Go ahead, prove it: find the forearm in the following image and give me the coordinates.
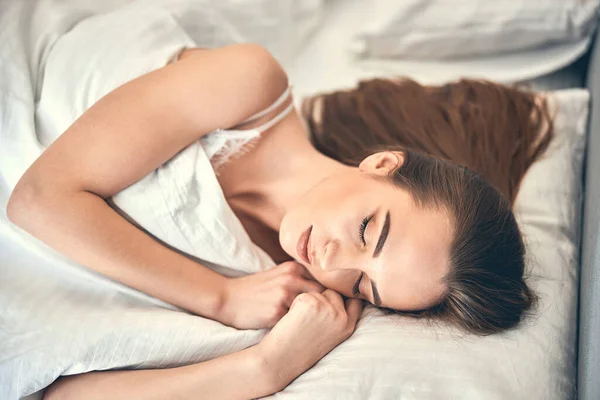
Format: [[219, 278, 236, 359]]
[[44, 346, 284, 400], [8, 186, 226, 320]]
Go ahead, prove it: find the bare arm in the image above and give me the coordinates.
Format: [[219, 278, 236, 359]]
[[43, 346, 279, 400], [6, 43, 289, 321], [43, 290, 364, 400]]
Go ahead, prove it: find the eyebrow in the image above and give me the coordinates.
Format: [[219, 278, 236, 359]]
[[372, 210, 390, 258], [354, 211, 389, 306], [367, 211, 389, 306], [353, 273, 382, 306], [371, 281, 382, 306]]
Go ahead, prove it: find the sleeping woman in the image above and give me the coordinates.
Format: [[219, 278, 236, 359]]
[[7, 43, 552, 399]]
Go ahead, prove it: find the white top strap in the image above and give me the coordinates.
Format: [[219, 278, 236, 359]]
[[237, 84, 293, 126], [252, 101, 295, 134]]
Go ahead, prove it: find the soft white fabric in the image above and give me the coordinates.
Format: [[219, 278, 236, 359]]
[[348, 0, 600, 60], [1, 0, 322, 192], [0, 1, 589, 400], [0, 4, 269, 400], [211, 0, 324, 67]]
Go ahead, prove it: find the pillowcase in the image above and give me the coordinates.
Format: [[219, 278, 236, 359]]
[[349, 0, 600, 60]]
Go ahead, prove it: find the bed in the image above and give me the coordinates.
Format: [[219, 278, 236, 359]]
[[1, 1, 599, 399]]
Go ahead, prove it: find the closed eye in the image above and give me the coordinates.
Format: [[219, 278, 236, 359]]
[[359, 216, 371, 245], [352, 271, 364, 297]]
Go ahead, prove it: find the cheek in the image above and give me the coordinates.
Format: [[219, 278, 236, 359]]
[[279, 176, 368, 260], [306, 266, 355, 296]]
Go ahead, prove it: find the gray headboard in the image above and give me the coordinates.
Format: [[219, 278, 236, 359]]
[[579, 30, 600, 400]]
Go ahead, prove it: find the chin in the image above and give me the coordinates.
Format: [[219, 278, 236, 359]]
[[278, 214, 302, 258], [277, 220, 292, 254]]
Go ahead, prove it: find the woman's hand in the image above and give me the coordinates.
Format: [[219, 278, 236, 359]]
[[219, 261, 326, 330], [257, 289, 364, 391]]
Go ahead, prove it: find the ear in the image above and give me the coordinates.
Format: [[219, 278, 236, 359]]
[[358, 151, 405, 176]]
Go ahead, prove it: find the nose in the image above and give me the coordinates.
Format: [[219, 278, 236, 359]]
[[320, 240, 360, 272], [320, 241, 337, 271], [319, 238, 369, 276]]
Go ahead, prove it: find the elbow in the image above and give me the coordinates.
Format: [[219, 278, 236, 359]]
[[6, 179, 35, 227], [6, 176, 51, 230]]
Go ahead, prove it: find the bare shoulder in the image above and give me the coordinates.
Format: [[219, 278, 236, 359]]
[[175, 43, 289, 115], [6, 44, 291, 205]]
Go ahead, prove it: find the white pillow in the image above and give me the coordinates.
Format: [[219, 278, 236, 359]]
[[349, 0, 599, 60]]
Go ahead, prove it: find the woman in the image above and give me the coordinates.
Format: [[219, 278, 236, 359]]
[[6, 43, 551, 399]]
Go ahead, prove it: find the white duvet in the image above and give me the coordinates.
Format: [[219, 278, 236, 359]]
[[0, 1, 588, 399]]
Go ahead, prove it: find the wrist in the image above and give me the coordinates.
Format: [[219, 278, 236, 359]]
[[250, 344, 291, 393], [201, 274, 229, 323], [254, 341, 305, 392]]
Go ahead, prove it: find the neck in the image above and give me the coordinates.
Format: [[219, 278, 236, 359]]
[[228, 123, 352, 232]]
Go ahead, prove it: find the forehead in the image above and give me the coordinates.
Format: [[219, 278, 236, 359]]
[[375, 185, 453, 311]]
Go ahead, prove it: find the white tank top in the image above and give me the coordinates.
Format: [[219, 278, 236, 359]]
[[34, 7, 294, 278], [110, 75, 295, 278], [200, 84, 295, 172]]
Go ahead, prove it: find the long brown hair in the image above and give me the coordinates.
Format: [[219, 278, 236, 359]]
[[301, 78, 553, 335]]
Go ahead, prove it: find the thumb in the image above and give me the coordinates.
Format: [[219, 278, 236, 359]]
[[344, 298, 364, 326]]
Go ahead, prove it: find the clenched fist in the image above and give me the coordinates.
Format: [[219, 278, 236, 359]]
[[257, 289, 364, 390], [218, 261, 325, 329]]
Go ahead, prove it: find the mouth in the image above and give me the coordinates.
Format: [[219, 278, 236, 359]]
[[296, 225, 313, 265]]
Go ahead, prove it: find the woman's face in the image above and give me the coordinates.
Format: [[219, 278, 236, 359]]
[[279, 152, 454, 311]]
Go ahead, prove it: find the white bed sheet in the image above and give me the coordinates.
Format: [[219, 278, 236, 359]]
[[0, 1, 587, 399]]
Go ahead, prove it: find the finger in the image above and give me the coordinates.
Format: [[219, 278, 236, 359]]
[[295, 278, 326, 294], [277, 261, 319, 283], [321, 289, 345, 313], [281, 292, 296, 309], [288, 291, 315, 312], [275, 261, 300, 273], [344, 297, 364, 325]]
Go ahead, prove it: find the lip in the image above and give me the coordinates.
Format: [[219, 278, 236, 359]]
[[296, 225, 313, 265]]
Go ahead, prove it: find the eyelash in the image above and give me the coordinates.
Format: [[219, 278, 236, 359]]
[[359, 216, 371, 245], [353, 272, 364, 297], [355, 216, 372, 297]]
